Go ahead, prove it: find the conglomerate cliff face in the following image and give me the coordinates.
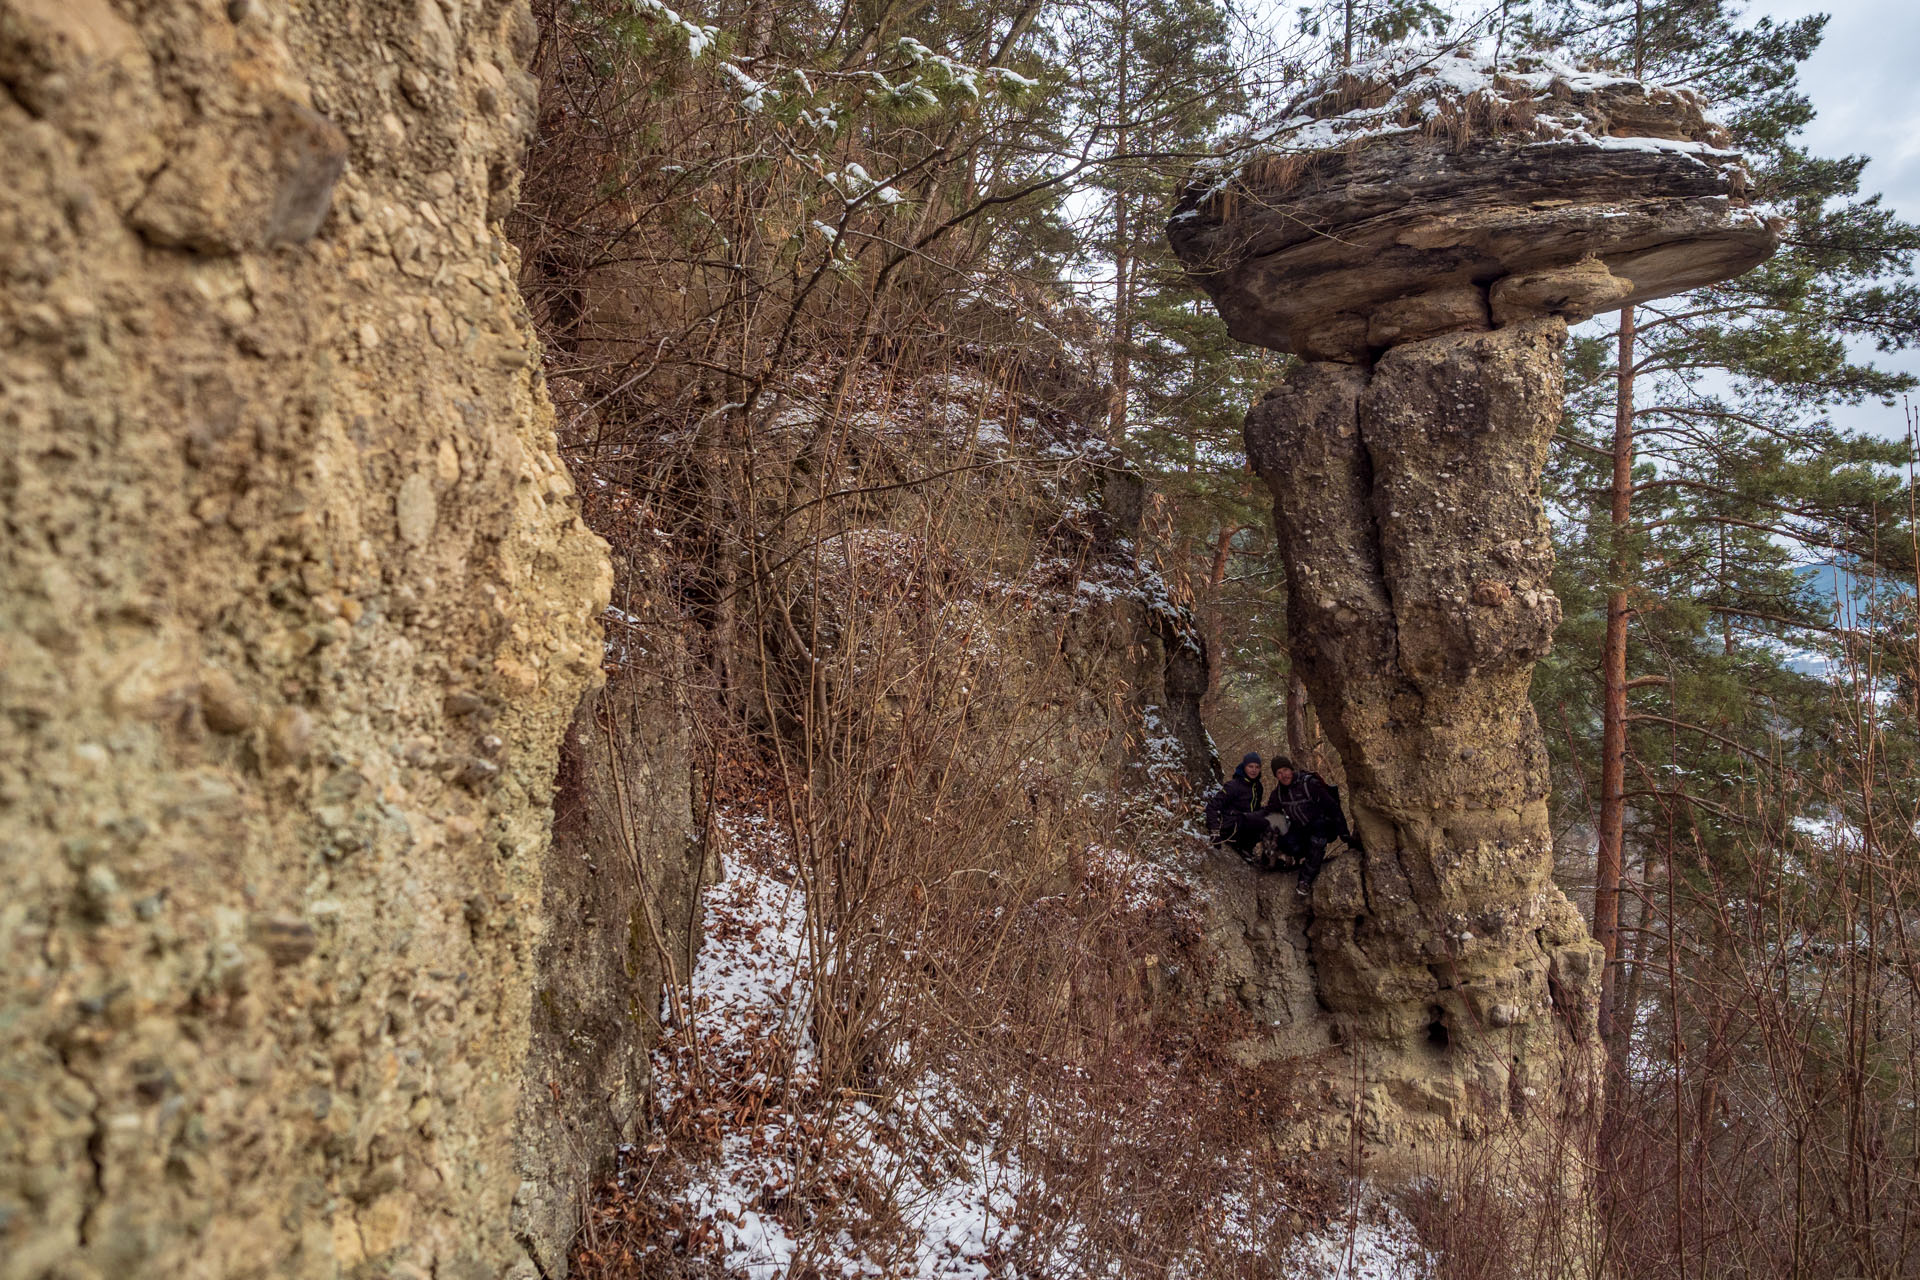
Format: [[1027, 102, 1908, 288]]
[[1170, 48, 1778, 1157], [1, 2, 620, 1276]]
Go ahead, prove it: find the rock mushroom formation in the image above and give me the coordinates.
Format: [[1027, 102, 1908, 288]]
[[1170, 47, 1775, 361], [1168, 47, 1779, 1156]]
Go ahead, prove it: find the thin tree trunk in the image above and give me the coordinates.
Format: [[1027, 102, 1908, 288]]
[[1615, 851, 1653, 1060], [1285, 671, 1313, 768], [1105, 0, 1132, 444], [1108, 210, 1130, 443], [1201, 525, 1237, 699], [1719, 523, 1734, 654], [1597, 303, 1635, 1051]]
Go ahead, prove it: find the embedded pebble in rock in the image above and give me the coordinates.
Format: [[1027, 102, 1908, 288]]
[[197, 668, 256, 734], [0, 3, 613, 1277]]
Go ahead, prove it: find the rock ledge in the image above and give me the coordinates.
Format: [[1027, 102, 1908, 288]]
[[1168, 46, 1780, 358]]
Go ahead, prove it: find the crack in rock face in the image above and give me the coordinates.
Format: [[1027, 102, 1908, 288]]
[[1169, 46, 1780, 1159]]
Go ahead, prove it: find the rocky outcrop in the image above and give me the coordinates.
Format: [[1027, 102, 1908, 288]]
[[1, 2, 613, 1277], [1243, 321, 1601, 1152], [1170, 48, 1775, 361], [1169, 48, 1778, 1157], [515, 639, 704, 1277]]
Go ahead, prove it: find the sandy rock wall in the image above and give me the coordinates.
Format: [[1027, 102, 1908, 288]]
[[1, 2, 614, 1276]]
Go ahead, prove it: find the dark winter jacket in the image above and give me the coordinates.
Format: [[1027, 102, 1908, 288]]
[[1204, 763, 1267, 848], [1224, 761, 1263, 812], [1266, 770, 1349, 840]]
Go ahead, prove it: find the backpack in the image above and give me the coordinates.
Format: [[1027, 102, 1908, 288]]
[[1274, 771, 1339, 829]]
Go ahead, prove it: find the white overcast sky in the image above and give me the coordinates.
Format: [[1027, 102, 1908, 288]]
[[1749, 0, 1920, 217], [1744, 0, 1920, 438], [1528, 1, 1920, 438]]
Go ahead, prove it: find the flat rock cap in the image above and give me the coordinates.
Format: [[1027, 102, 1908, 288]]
[[1168, 46, 1780, 358]]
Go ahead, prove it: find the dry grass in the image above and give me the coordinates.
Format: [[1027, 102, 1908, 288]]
[[1418, 90, 1542, 150], [1206, 74, 1551, 221], [565, 751, 1361, 1278]]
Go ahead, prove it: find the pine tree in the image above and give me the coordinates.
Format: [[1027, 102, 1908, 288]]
[[1049, 0, 1300, 734], [1522, 0, 1920, 1059], [1292, 0, 1452, 67], [1055, 0, 1251, 440]]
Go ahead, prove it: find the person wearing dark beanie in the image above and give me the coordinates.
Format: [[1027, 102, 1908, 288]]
[[1204, 752, 1268, 853]]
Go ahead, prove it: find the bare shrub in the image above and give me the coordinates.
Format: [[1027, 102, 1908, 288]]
[[1588, 530, 1920, 1278]]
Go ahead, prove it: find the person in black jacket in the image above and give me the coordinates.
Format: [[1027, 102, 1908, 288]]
[[1266, 757, 1359, 895], [1205, 752, 1278, 855]]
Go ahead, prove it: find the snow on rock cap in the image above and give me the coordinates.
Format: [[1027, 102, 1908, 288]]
[[1169, 42, 1780, 359]]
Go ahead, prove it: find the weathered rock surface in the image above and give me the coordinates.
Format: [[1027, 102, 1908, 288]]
[[1170, 48, 1778, 359], [515, 644, 704, 1277], [1244, 320, 1599, 1152], [1200, 855, 1329, 1068], [1, 2, 619, 1276], [1169, 49, 1779, 1159]]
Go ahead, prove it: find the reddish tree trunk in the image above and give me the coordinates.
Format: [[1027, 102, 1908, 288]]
[[1596, 304, 1635, 1052], [1207, 524, 1236, 591]]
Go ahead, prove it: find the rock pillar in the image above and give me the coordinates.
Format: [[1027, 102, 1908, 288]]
[[1248, 317, 1601, 1147], [1169, 47, 1779, 1153]]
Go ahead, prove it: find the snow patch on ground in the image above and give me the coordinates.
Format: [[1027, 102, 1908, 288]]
[[1284, 1196, 1435, 1279], [646, 807, 1036, 1278], [633, 804, 1435, 1279]]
